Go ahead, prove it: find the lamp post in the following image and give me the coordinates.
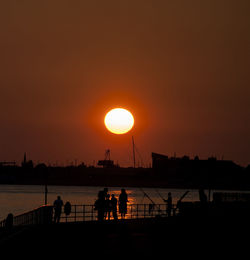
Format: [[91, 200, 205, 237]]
[[45, 183, 48, 205]]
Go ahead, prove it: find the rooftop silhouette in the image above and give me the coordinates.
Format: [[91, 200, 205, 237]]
[[0, 152, 249, 190]]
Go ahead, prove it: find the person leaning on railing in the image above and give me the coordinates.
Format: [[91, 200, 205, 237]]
[[53, 196, 64, 223]]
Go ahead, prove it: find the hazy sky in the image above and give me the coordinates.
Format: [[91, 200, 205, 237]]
[[0, 0, 250, 167]]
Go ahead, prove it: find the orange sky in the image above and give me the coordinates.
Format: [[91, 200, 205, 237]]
[[0, 0, 250, 167]]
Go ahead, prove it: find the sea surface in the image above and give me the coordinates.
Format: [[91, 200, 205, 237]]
[[0, 184, 200, 221], [0, 184, 247, 221]]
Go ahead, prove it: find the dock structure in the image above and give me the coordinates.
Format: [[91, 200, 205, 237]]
[[2, 192, 250, 227], [1, 202, 250, 257], [0, 203, 170, 228]]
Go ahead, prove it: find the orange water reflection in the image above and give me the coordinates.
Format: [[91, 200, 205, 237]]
[[0, 185, 203, 221], [109, 188, 137, 219]]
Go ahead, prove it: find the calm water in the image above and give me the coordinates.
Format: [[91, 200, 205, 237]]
[[0, 184, 204, 220], [4, 184, 248, 221]]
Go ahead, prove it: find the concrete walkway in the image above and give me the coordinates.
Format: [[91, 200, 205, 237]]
[[0, 217, 249, 258]]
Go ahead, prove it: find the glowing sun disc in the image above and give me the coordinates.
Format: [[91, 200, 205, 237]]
[[104, 108, 134, 134]]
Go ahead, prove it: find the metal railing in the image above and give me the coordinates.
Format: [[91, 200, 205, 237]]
[[60, 203, 174, 223], [0, 203, 176, 228], [13, 205, 53, 226], [0, 205, 53, 228]]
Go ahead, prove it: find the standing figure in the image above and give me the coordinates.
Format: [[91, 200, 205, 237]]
[[119, 189, 128, 219], [199, 189, 207, 204], [103, 188, 109, 219], [111, 194, 118, 220], [53, 195, 64, 223], [199, 188, 208, 216], [166, 192, 172, 217], [94, 190, 106, 221], [105, 194, 111, 220]]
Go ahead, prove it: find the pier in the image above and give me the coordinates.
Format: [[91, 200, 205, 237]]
[[1, 181, 250, 257], [0, 203, 171, 227], [0, 203, 175, 256], [1, 201, 250, 257]]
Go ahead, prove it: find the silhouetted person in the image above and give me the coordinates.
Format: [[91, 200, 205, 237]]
[[199, 189, 208, 204], [94, 190, 106, 221], [111, 194, 118, 220], [103, 188, 109, 219], [64, 201, 71, 222], [199, 189, 208, 216], [149, 204, 154, 215], [53, 195, 64, 223], [103, 187, 109, 197], [165, 192, 172, 217], [105, 194, 111, 220], [5, 213, 13, 231], [119, 189, 128, 219]]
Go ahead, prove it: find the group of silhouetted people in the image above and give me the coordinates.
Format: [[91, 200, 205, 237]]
[[52, 188, 128, 223], [94, 188, 128, 221]]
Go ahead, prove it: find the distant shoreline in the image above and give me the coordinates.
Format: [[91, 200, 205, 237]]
[[1, 163, 250, 191], [1, 180, 250, 192]]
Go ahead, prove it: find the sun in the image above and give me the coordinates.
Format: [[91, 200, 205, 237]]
[[104, 108, 134, 134]]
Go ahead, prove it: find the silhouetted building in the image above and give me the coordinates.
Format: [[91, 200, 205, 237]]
[[21, 152, 33, 168], [152, 152, 244, 188], [97, 149, 118, 168], [0, 161, 16, 167], [97, 160, 115, 168], [152, 152, 169, 169]]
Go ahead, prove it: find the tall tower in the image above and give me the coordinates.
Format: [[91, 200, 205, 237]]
[[22, 152, 27, 167], [23, 152, 26, 164]]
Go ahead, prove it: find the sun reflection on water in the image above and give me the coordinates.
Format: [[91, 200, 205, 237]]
[[0, 185, 204, 221]]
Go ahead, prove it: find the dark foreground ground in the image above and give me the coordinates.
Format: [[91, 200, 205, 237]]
[[1, 216, 249, 258]]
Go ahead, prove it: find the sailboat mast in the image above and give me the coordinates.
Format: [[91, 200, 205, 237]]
[[132, 136, 136, 168]]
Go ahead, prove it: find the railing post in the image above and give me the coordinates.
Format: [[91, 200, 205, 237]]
[[83, 205, 85, 222]]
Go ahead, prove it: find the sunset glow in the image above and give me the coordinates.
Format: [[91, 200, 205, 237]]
[[104, 108, 134, 134]]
